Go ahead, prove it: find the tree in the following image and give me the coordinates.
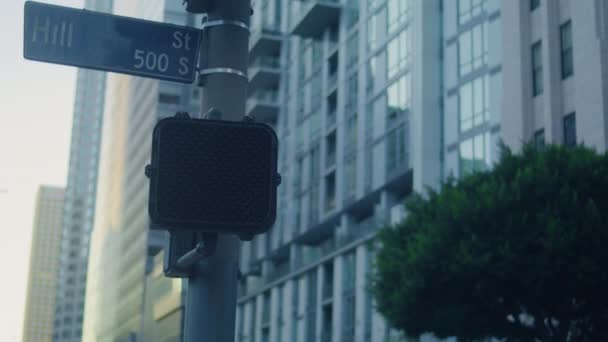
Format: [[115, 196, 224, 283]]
[[373, 144, 608, 341]]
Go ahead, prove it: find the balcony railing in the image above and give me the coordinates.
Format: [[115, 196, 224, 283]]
[[290, 0, 342, 39]]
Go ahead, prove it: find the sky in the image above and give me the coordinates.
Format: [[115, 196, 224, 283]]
[[0, 1, 82, 341]]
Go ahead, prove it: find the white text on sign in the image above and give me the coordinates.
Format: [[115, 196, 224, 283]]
[[133, 31, 193, 76]]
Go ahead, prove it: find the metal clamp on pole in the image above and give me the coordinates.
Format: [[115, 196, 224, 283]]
[[198, 67, 248, 79], [197, 19, 250, 86], [201, 19, 250, 33]]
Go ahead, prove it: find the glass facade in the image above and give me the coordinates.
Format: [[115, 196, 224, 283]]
[[83, 1, 199, 341], [23, 187, 65, 342], [238, 0, 419, 341], [53, 2, 112, 341]]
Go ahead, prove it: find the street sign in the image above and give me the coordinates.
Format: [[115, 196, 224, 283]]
[[23, 1, 201, 83]]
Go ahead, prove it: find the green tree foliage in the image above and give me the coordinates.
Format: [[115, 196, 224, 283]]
[[373, 144, 608, 341]]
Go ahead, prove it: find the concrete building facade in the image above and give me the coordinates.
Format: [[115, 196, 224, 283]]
[[82, 1, 199, 341], [79, 0, 608, 341], [235, 0, 608, 341], [22, 186, 65, 342], [52, 1, 112, 341]]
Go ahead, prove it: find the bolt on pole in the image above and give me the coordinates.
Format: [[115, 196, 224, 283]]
[[183, 0, 251, 341]]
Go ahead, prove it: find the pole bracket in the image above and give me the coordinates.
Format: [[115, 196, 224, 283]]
[[172, 233, 218, 275]]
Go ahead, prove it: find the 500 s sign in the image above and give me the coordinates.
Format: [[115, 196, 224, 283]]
[[24, 1, 201, 83]]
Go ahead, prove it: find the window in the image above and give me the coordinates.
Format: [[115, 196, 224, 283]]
[[563, 112, 576, 146], [295, 196, 302, 232], [387, 0, 410, 33], [312, 41, 323, 72], [250, 300, 257, 342], [387, 74, 411, 119], [326, 132, 337, 168], [459, 24, 487, 76], [458, 0, 485, 25], [460, 133, 491, 175], [530, 0, 540, 11], [262, 292, 271, 324], [346, 0, 359, 29], [387, 28, 410, 79], [306, 271, 318, 342], [367, 10, 379, 52], [459, 76, 489, 132], [158, 93, 180, 105], [311, 75, 322, 112], [310, 146, 320, 222], [323, 262, 334, 299], [310, 111, 321, 140], [346, 113, 358, 149], [277, 285, 286, 338], [534, 129, 545, 149], [325, 172, 336, 212], [368, 0, 385, 11], [347, 31, 359, 68], [560, 21, 573, 79], [292, 279, 300, 342], [342, 252, 356, 340], [322, 306, 333, 342], [532, 41, 543, 96], [367, 54, 379, 95], [346, 73, 358, 114], [344, 157, 357, 200], [387, 124, 408, 171]]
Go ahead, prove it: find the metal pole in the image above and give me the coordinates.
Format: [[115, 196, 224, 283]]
[[184, 0, 250, 341]]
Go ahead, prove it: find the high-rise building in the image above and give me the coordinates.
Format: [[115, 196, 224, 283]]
[[81, 0, 608, 341], [235, 0, 608, 341], [82, 1, 200, 341], [52, 1, 113, 341], [501, 0, 608, 152], [22, 186, 65, 342], [141, 251, 185, 342]]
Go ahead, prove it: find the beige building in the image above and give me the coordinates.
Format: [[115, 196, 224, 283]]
[[22, 186, 65, 342]]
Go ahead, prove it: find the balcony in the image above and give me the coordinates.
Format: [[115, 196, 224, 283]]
[[246, 89, 279, 123], [337, 216, 378, 248], [249, 27, 282, 61], [266, 259, 290, 283], [290, 0, 342, 39], [249, 56, 281, 91]]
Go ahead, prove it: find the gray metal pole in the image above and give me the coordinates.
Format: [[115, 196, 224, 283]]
[[184, 1, 250, 341]]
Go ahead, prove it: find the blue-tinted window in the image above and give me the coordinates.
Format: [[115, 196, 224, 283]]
[[459, 23, 487, 76], [458, 0, 485, 25], [560, 21, 573, 79], [459, 76, 489, 132], [530, 0, 540, 11], [563, 112, 576, 146], [534, 129, 545, 149], [532, 41, 543, 96]]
